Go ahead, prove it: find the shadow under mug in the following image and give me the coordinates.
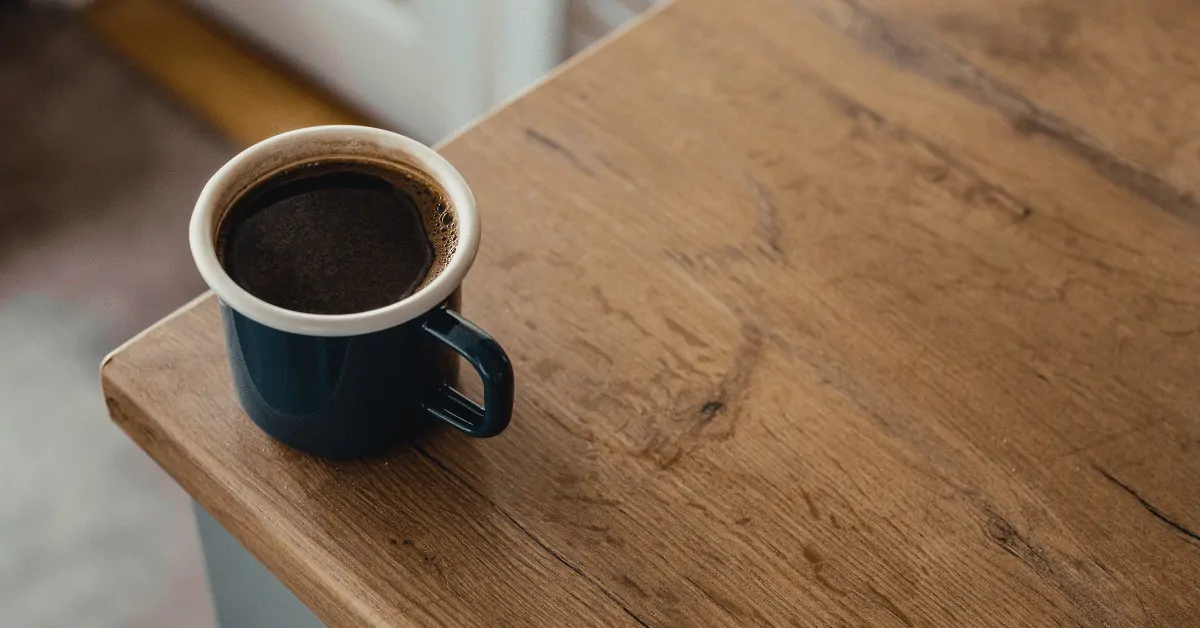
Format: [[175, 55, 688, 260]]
[[190, 126, 514, 459]]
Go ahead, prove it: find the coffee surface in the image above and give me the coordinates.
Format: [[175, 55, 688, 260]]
[[218, 160, 453, 315]]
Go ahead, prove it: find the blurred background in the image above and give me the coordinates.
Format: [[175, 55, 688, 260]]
[[0, 0, 656, 625]]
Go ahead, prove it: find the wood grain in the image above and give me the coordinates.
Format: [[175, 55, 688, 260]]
[[85, 0, 367, 147], [103, 0, 1200, 625], [840, 0, 1200, 219]]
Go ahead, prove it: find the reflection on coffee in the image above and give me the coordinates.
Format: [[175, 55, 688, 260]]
[[216, 160, 457, 315]]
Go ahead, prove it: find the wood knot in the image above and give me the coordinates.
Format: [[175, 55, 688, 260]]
[[985, 515, 1019, 545]]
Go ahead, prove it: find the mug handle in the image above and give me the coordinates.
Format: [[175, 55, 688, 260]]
[[420, 307, 514, 437]]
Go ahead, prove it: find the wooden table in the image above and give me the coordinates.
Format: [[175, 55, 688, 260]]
[[102, 0, 1200, 625]]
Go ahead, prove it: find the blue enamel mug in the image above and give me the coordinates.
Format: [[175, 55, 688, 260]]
[[189, 126, 514, 458]]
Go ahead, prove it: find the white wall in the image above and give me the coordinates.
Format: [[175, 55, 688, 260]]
[[186, 0, 565, 143]]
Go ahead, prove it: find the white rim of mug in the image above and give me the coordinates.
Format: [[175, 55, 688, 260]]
[[189, 125, 480, 337]]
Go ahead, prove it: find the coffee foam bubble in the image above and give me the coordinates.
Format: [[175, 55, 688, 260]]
[[375, 161, 458, 293]]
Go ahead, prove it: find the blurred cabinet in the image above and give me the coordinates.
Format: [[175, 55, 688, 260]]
[[187, 0, 566, 143]]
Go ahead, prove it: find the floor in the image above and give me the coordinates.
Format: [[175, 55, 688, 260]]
[[0, 6, 228, 627]]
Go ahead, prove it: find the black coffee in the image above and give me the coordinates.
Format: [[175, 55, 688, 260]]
[[217, 160, 457, 315]]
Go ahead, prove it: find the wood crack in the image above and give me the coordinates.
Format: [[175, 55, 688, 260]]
[[743, 172, 787, 260], [525, 127, 596, 176], [681, 574, 769, 623], [645, 322, 763, 469], [798, 61, 1037, 224], [798, 0, 1200, 224], [865, 582, 915, 628], [414, 446, 652, 626], [1095, 465, 1200, 548]]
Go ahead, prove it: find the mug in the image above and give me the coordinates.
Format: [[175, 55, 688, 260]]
[[189, 125, 514, 458]]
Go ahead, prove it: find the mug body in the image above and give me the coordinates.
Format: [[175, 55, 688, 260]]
[[190, 126, 512, 458], [219, 290, 461, 459]]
